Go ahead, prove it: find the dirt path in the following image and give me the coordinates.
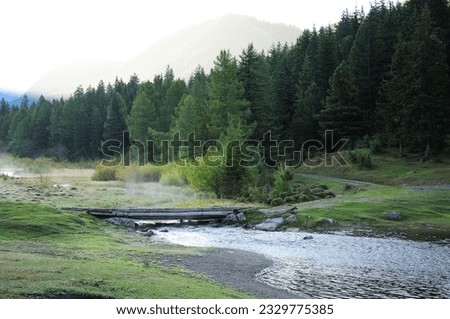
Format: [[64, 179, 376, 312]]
[[297, 173, 450, 191], [296, 173, 378, 186]]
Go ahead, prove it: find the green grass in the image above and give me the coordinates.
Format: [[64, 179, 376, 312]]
[[0, 201, 250, 298], [298, 152, 450, 185], [288, 153, 450, 238], [289, 184, 450, 239]]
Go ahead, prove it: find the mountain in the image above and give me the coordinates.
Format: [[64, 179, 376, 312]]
[[0, 91, 39, 106], [27, 14, 300, 98], [0, 91, 21, 103], [119, 14, 301, 82], [26, 60, 120, 98]]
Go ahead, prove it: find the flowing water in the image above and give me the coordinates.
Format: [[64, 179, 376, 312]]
[[155, 226, 450, 298]]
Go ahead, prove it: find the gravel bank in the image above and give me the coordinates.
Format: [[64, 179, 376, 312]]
[[179, 248, 301, 299]]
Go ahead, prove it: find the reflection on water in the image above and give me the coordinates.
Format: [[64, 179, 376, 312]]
[[155, 226, 450, 298]]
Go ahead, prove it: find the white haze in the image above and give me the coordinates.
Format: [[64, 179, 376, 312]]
[[0, 0, 372, 94]]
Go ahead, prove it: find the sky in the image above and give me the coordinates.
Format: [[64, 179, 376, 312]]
[[0, 0, 372, 93]]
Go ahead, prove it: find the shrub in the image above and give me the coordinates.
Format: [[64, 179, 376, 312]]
[[116, 165, 161, 182], [270, 197, 283, 206], [272, 166, 293, 196], [91, 165, 119, 181], [160, 172, 187, 187], [349, 148, 373, 169], [185, 156, 223, 194]]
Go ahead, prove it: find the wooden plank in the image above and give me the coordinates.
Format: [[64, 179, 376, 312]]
[[61, 206, 254, 220], [88, 211, 230, 220]]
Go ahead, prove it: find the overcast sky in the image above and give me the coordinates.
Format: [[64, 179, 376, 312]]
[[0, 0, 372, 93]]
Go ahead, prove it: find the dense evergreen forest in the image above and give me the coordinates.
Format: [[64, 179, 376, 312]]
[[1, 0, 449, 164]]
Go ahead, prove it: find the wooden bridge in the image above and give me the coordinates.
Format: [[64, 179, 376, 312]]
[[62, 207, 251, 221]]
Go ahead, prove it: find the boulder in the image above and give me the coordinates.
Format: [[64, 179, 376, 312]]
[[303, 235, 313, 240], [236, 212, 246, 222], [386, 211, 403, 221], [258, 205, 297, 217], [143, 230, 156, 237], [159, 228, 169, 233], [315, 218, 335, 228], [254, 217, 285, 231], [223, 213, 238, 223], [284, 214, 297, 223]]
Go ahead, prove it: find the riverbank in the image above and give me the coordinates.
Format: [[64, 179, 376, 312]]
[[0, 201, 253, 298], [1, 164, 449, 298], [176, 249, 298, 299]]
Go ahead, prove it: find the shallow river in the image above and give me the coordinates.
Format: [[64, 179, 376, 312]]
[[155, 226, 450, 298]]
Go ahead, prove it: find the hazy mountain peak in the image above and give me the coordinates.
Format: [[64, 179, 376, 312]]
[[27, 14, 300, 98]]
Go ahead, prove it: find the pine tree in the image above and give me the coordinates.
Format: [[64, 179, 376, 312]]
[[378, 39, 411, 157], [173, 67, 210, 150], [238, 44, 275, 139], [31, 96, 51, 153], [219, 114, 248, 198], [9, 106, 32, 156], [125, 74, 140, 113], [159, 79, 186, 132], [348, 2, 398, 134], [127, 81, 158, 143], [208, 50, 253, 140], [291, 81, 322, 147], [268, 43, 295, 137], [319, 61, 362, 145], [317, 26, 337, 100], [103, 92, 128, 143]]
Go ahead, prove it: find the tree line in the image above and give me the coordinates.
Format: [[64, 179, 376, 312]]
[[1, 0, 449, 163]]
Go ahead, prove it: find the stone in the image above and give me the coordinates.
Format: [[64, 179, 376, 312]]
[[160, 228, 169, 233], [236, 212, 246, 222], [258, 205, 297, 217], [303, 235, 313, 240], [223, 213, 238, 223], [105, 217, 137, 228], [284, 214, 297, 223], [254, 217, 285, 231], [143, 230, 156, 237], [315, 218, 335, 228], [386, 211, 403, 221]]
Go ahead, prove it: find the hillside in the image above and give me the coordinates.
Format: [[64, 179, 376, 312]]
[[26, 14, 300, 97]]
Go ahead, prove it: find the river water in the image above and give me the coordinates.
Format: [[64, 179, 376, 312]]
[[155, 226, 450, 298]]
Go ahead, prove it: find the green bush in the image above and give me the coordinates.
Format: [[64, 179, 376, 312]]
[[270, 198, 283, 206], [349, 148, 373, 169], [91, 165, 119, 181], [116, 165, 161, 182], [272, 166, 293, 196], [185, 156, 223, 194], [160, 172, 187, 187]]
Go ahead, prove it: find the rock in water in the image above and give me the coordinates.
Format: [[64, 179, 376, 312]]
[[160, 228, 169, 233], [143, 230, 156, 237], [303, 235, 313, 240]]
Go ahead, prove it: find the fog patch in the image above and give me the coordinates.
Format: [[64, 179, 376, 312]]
[[123, 181, 197, 205]]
